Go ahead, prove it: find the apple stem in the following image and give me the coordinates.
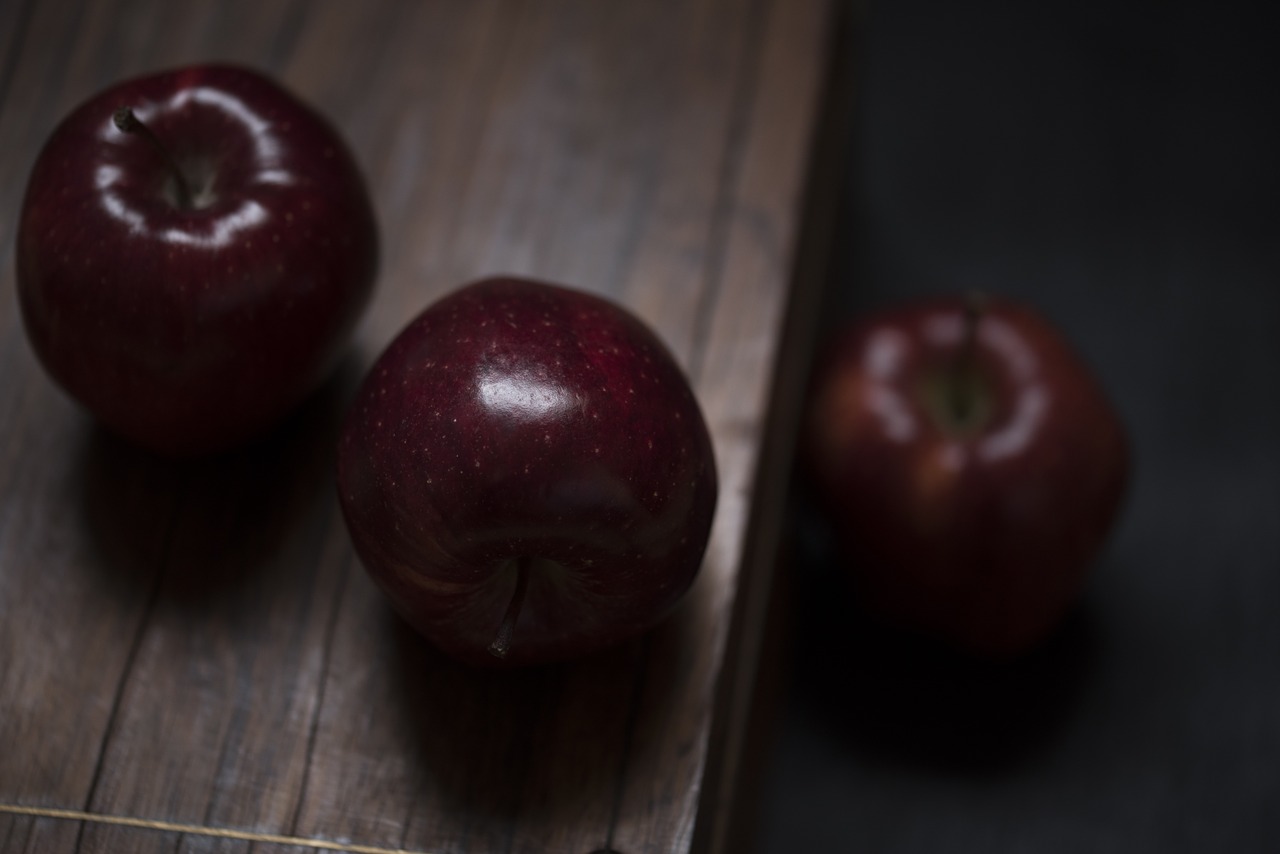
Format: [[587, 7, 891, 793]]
[[488, 557, 532, 660], [949, 290, 987, 423], [113, 107, 195, 210]]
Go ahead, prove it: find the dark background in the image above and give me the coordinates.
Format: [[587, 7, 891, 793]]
[[756, 0, 1279, 850]]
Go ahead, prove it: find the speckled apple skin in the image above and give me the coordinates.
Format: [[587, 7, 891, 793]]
[[806, 296, 1130, 656], [337, 277, 718, 667], [16, 64, 377, 455]]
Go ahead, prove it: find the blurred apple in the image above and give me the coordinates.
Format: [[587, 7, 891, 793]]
[[804, 294, 1129, 656]]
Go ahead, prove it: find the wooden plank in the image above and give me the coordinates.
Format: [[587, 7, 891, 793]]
[[687, 3, 858, 850], [287, 4, 777, 851], [0, 4, 371, 851], [0, 1, 834, 851], [612, 0, 836, 850]]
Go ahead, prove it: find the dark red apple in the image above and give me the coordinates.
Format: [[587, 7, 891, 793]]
[[804, 294, 1129, 657], [16, 64, 377, 455], [337, 277, 718, 667]]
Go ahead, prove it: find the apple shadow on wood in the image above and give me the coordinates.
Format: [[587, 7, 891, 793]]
[[386, 606, 673, 829], [383, 551, 708, 835], [785, 503, 1103, 774], [76, 354, 365, 605], [391, 617, 596, 820]]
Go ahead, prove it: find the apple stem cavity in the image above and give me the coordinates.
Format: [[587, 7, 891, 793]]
[[113, 106, 196, 210], [946, 290, 988, 426], [488, 557, 532, 660], [920, 290, 994, 436]]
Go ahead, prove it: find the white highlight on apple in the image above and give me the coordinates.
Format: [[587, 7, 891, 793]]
[[981, 317, 1037, 381], [980, 386, 1048, 462], [159, 200, 268, 248], [95, 165, 146, 233], [478, 373, 575, 420], [867, 385, 917, 443], [864, 328, 909, 380], [167, 87, 292, 186]]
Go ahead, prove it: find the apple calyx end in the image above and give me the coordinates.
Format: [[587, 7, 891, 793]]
[[487, 557, 532, 660]]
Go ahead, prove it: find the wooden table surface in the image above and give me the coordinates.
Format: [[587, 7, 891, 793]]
[[0, 1, 838, 852]]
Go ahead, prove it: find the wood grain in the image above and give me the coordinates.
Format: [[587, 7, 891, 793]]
[[0, 1, 836, 851]]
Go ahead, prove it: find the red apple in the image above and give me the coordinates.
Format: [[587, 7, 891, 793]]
[[16, 64, 377, 455], [804, 294, 1129, 657], [337, 277, 718, 667]]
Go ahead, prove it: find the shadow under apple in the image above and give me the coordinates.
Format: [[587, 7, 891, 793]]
[[76, 355, 364, 606], [785, 507, 1103, 775], [385, 582, 682, 844]]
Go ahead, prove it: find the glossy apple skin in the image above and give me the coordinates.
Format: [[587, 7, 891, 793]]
[[16, 64, 377, 455], [337, 277, 718, 667], [805, 296, 1129, 657]]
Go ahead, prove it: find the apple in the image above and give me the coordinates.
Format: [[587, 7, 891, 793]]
[[337, 276, 718, 666], [804, 294, 1129, 657], [16, 64, 377, 455]]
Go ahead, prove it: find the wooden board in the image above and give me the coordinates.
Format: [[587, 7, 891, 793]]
[[0, 1, 835, 852]]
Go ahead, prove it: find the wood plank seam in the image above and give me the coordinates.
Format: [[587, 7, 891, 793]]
[[288, 550, 357, 842], [72, 475, 189, 853], [683, 0, 773, 386], [265, 0, 311, 76], [0, 804, 433, 854], [600, 638, 652, 852], [0, 0, 38, 278], [604, 1, 775, 848], [0, 0, 37, 114]]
